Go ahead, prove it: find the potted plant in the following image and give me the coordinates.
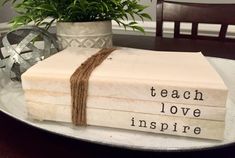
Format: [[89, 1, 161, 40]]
[[2, 0, 151, 49]]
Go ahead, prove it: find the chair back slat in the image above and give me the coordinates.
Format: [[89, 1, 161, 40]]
[[191, 23, 198, 39], [219, 25, 228, 40], [174, 22, 180, 38], [156, 0, 164, 36]]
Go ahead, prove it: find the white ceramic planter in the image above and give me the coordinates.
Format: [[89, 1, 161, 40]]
[[56, 21, 113, 50]]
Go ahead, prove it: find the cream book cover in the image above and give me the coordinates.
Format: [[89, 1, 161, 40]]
[[26, 101, 225, 140], [22, 47, 228, 107], [21, 47, 228, 140], [24, 90, 226, 121]]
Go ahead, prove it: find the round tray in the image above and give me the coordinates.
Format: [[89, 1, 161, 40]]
[[0, 56, 235, 151]]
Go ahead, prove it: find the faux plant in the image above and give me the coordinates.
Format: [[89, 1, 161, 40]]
[[1, 0, 152, 32]]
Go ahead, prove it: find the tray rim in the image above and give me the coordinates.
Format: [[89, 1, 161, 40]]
[[0, 104, 234, 152]]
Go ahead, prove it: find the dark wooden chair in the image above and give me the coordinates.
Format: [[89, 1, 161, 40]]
[[156, 0, 235, 41]]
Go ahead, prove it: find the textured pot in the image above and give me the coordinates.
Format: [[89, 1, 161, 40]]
[[56, 21, 113, 50]]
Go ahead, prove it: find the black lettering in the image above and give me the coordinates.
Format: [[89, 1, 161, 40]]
[[181, 107, 190, 116], [183, 91, 190, 99], [194, 90, 204, 101], [182, 126, 190, 133], [160, 103, 165, 113], [173, 122, 177, 132], [150, 122, 156, 129], [131, 117, 135, 126], [151, 87, 156, 97], [160, 123, 168, 132], [161, 89, 168, 97], [193, 109, 201, 117], [194, 127, 201, 135], [139, 120, 147, 128], [170, 106, 178, 114], [172, 90, 180, 98]]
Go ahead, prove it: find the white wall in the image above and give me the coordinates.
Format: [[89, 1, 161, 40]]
[[139, 0, 157, 21], [0, 2, 16, 23]]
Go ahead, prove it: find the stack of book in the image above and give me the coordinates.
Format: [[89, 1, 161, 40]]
[[22, 47, 228, 140]]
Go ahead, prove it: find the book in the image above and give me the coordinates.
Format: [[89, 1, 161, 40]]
[[22, 47, 228, 107], [26, 101, 225, 140], [24, 90, 226, 121], [21, 47, 228, 140]]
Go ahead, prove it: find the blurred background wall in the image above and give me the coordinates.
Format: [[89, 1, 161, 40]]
[[0, 2, 16, 23], [0, 0, 235, 37], [1, 0, 235, 23]]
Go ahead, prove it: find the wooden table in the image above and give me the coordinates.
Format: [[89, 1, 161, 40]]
[[0, 34, 235, 158], [114, 35, 235, 60]]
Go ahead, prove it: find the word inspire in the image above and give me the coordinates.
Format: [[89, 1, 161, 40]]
[[131, 117, 201, 135]]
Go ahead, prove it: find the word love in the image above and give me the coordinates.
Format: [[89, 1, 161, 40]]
[[160, 103, 201, 118]]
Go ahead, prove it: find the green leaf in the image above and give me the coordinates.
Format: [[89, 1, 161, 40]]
[[140, 13, 152, 20], [131, 25, 145, 33], [3, 0, 152, 33], [129, 21, 138, 25]]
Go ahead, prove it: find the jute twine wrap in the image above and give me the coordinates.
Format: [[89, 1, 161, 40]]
[[70, 48, 116, 126]]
